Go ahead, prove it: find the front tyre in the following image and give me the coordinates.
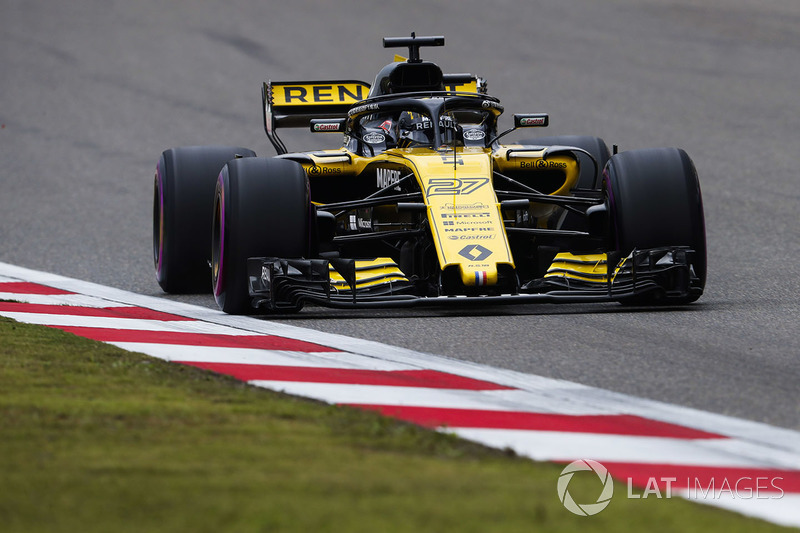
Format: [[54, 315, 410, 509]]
[[212, 157, 310, 314], [604, 148, 706, 303]]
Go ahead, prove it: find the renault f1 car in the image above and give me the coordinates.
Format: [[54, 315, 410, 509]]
[[153, 34, 706, 314]]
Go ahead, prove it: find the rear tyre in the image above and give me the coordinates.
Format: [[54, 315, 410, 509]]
[[153, 146, 255, 293], [212, 157, 310, 314], [604, 148, 706, 303]]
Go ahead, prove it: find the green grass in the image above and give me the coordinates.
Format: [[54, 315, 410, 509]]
[[0, 316, 791, 532]]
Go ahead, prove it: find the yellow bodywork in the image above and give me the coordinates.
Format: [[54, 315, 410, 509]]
[[303, 144, 581, 290], [493, 146, 579, 197], [544, 252, 631, 284], [404, 148, 513, 287], [329, 258, 409, 292]]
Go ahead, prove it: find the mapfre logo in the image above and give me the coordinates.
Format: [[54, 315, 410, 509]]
[[376, 168, 401, 189], [557, 460, 614, 516]]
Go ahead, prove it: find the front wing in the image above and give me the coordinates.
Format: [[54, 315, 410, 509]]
[[246, 247, 703, 310]]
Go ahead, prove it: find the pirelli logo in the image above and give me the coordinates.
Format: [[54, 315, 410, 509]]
[[270, 81, 371, 106]]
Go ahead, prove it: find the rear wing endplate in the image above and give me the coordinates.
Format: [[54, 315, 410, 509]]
[[262, 80, 370, 154]]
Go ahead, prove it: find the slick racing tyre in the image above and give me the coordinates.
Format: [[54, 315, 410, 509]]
[[154, 146, 256, 293], [604, 147, 706, 304], [212, 157, 310, 314]]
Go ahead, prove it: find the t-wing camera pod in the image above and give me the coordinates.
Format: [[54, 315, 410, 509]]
[[382, 33, 445, 63]]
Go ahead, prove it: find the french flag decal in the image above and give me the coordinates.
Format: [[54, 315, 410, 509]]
[[474, 271, 488, 286]]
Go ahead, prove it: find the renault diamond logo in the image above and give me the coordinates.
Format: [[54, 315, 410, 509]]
[[459, 244, 492, 262]]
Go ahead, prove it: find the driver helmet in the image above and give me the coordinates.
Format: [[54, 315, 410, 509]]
[[359, 114, 398, 153], [397, 111, 434, 148]]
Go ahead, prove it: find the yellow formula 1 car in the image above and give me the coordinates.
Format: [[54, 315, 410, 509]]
[[153, 34, 706, 314]]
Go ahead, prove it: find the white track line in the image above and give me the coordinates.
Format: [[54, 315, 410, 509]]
[[0, 311, 257, 334], [250, 381, 531, 411], [110, 343, 416, 370], [0, 291, 131, 307], [449, 428, 786, 468]]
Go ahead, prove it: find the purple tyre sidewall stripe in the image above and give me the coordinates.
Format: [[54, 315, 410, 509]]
[[213, 172, 225, 298], [155, 161, 165, 276]]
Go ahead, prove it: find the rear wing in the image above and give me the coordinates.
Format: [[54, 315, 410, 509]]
[[262, 75, 487, 154], [262, 80, 370, 154]]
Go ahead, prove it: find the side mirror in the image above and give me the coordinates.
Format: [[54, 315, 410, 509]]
[[513, 114, 549, 128], [489, 113, 550, 145]]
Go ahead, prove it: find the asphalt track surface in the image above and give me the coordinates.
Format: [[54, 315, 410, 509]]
[[1, 0, 798, 431]]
